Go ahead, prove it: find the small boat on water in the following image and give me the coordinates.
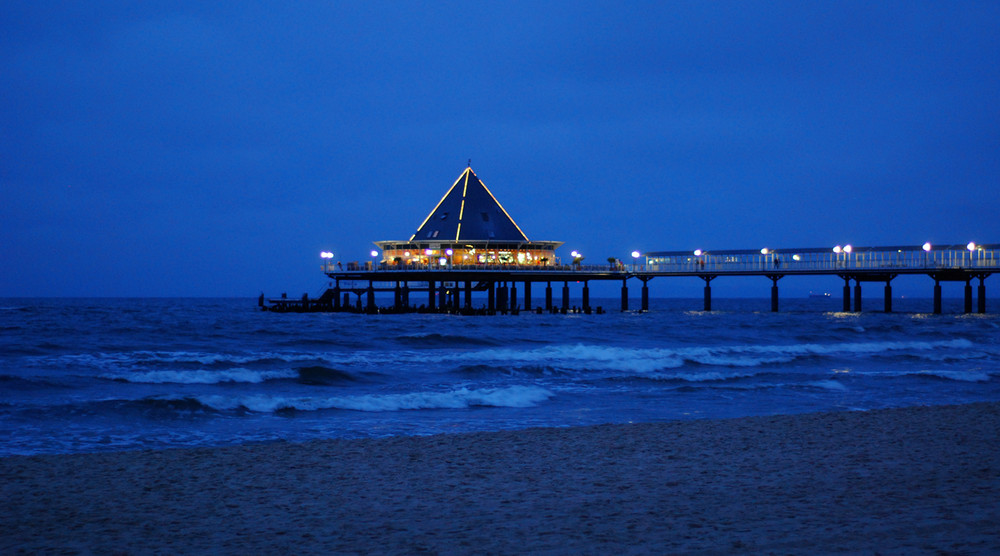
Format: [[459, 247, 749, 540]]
[[809, 292, 832, 298]]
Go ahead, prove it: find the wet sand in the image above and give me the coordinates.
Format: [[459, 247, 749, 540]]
[[3, 402, 999, 554]]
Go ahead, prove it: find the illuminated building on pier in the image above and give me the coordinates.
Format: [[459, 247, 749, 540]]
[[374, 166, 563, 266]]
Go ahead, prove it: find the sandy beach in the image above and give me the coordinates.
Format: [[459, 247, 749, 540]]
[[3, 402, 999, 554]]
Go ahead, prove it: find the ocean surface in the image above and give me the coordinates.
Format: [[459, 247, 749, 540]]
[[2, 297, 999, 456]]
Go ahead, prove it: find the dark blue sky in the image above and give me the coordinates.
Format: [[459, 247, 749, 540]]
[[3, 1, 998, 297]]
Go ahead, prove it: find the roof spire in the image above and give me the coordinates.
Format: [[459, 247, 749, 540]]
[[467, 158, 471, 168]]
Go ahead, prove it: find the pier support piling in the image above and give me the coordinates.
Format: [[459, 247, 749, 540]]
[[464, 281, 472, 310], [621, 280, 629, 312], [641, 280, 649, 312], [487, 282, 496, 312], [842, 278, 851, 312], [854, 280, 862, 313], [562, 282, 570, 311], [545, 282, 553, 311], [979, 277, 987, 314], [884, 282, 892, 313], [965, 280, 973, 314], [498, 283, 509, 313], [510, 284, 518, 312], [701, 276, 715, 312], [524, 281, 532, 311], [933, 282, 942, 314], [366, 283, 376, 313], [770, 277, 780, 312], [582, 282, 590, 313], [394, 282, 402, 310]]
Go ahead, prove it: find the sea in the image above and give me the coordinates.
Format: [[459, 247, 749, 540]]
[[2, 297, 999, 456]]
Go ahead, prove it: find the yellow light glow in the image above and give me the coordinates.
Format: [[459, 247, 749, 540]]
[[409, 168, 468, 241]]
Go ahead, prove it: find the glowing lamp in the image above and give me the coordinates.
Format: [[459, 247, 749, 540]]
[[404, 251, 410, 257], [445, 248, 453, 256], [761, 248, 769, 255], [843, 245, 852, 254], [320, 251, 333, 259], [425, 249, 433, 256], [833, 246, 842, 254], [631, 250, 640, 259], [370, 250, 378, 258], [693, 249, 703, 256], [439, 257, 447, 265], [967, 242, 976, 251], [792, 254, 801, 261], [571, 250, 579, 257], [922, 242, 932, 252]]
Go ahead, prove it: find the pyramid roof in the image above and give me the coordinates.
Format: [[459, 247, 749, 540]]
[[409, 167, 529, 243]]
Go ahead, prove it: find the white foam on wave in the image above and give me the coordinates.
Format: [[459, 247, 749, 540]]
[[397, 338, 981, 374], [105, 368, 299, 384], [807, 379, 849, 391], [195, 385, 554, 413]]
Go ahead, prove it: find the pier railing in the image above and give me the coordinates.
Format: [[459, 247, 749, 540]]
[[324, 244, 998, 276], [642, 245, 998, 275]]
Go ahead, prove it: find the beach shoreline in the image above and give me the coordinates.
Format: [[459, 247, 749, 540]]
[[3, 402, 999, 554]]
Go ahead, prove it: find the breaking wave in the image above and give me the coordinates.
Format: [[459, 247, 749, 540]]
[[194, 385, 554, 413], [102, 365, 361, 385], [427, 338, 979, 374]]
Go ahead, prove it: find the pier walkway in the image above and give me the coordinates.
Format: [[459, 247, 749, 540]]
[[269, 244, 997, 314]]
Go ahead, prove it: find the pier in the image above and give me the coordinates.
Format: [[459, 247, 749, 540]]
[[262, 166, 995, 315], [266, 243, 996, 314]]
